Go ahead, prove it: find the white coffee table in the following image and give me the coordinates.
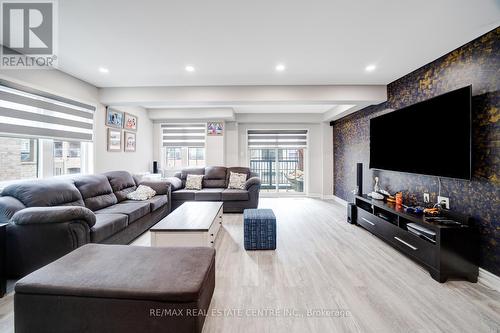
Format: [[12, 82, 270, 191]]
[[150, 201, 223, 247]]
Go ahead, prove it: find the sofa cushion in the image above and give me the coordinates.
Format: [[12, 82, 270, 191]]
[[136, 181, 170, 195], [120, 195, 168, 212], [2, 179, 84, 207], [74, 175, 118, 211], [226, 167, 250, 184], [0, 196, 25, 224], [126, 185, 156, 201], [180, 167, 205, 179], [185, 174, 203, 190], [179, 167, 204, 187], [95, 202, 150, 223], [203, 166, 227, 188], [103, 171, 137, 202], [90, 214, 128, 243], [222, 189, 249, 201], [165, 177, 183, 191], [195, 188, 224, 201], [228, 172, 247, 189], [172, 189, 197, 201]]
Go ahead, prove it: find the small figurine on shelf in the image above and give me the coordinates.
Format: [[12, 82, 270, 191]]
[[395, 192, 403, 206], [374, 176, 380, 193]]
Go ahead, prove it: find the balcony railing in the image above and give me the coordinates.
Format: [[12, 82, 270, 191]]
[[250, 159, 303, 192]]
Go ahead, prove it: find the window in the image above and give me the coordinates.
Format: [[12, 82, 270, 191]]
[[20, 138, 36, 162], [166, 147, 182, 168], [53, 141, 82, 176], [0, 136, 38, 181], [0, 82, 95, 183], [248, 130, 307, 193], [0, 137, 91, 184], [161, 123, 206, 169], [162, 146, 205, 169], [188, 147, 205, 166]]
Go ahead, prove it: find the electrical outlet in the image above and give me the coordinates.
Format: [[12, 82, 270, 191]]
[[437, 196, 450, 209], [423, 193, 430, 203]]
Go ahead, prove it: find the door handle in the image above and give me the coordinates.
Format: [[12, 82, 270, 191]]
[[394, 237, 417, 250], [361, 217, 375, 226]]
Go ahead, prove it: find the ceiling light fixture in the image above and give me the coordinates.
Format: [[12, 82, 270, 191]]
[[98, 67, 109, 74], [275, 64, 286, 72], [185, 65, 195, 72], [365, 64, 376, 72]]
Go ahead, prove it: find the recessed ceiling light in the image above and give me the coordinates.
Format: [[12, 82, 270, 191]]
[[275, 64, 286, 72], [365, 64, 376, 72], [98, 67, 109, 74], [185, 65, 195, 72]]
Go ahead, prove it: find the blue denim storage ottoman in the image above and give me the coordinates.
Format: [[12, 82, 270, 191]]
[[243, 209, 276, 250]]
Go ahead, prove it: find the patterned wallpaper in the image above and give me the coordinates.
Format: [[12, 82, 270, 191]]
[[332, 27, 500, 276]]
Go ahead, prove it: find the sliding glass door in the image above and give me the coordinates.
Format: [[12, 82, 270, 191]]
[[249, 148, 305, 193]]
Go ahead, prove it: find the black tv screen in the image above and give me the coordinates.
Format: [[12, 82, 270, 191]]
[[369, 86, 471, 180]]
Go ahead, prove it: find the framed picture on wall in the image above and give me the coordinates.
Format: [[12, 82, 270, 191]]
[[207, 122, 223, 136], [124, 113, 138, 131], [107, 128, 122, 152], [106, 107, 124, 128], [124, 131, 136, 152]]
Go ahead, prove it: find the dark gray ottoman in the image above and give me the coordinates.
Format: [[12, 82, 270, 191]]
[[14, 244, 215, 333]]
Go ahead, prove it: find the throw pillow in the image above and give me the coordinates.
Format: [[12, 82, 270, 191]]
[[228, 172, 247, 190], [185, 174, 204, 190], [126, 185, 156, 201]]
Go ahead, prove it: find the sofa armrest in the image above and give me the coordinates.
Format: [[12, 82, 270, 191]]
[[245, 177, 261, 191], [11, 206, 96, 228], [163, 177, 183, 191], [137, 180, 171, 195]]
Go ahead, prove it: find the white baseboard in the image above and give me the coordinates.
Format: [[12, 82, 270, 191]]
[[321, 195, 335, 200], [332, 195, 348, 207], [307, 193, 321, 198], [479, 268, 500, 292]]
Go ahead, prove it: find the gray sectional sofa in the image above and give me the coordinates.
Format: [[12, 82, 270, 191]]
[[0, 171, 171, 278], [167, 166, 261, 213]]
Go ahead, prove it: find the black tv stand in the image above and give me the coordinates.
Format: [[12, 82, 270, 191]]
[[353, 195, 478, 283]]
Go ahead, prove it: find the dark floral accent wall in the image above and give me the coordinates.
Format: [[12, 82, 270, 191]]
[[332, 27, 500, 276]]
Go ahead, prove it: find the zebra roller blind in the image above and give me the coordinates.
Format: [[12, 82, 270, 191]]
[[247, 129, 308, 148], [161, 123, 206, 147], [0, 82, 95, 141]]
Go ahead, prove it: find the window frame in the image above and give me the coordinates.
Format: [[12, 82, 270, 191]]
[[20, 138, 37, 164], [187, 147, 205, 167], [162, 146, 206, 170], [0, 135, 93, 186]]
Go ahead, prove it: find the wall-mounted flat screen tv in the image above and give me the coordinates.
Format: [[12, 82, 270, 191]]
[[369, 85, 471, 180]]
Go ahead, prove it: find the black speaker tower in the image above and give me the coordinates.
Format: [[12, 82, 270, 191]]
[[153, 161, 158, 174], [356, 163, 363, 196], [347, 203, 357, 224]]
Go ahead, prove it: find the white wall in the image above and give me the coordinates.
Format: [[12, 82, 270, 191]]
[[0, 69, 154, 175], [95, 105, 154, 173], [225, 122, 239, 167], [205, 123, 225, 166]]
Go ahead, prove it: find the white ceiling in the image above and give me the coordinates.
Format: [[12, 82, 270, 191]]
[[145, 105, 335, 113], [58, 0, 500, 88], [234, 105, 334, 114]]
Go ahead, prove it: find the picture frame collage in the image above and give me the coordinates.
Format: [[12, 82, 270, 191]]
[[106, 107, 138, 152]]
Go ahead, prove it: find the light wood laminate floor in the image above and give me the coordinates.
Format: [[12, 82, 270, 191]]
[[1, 198, 499, 332]]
